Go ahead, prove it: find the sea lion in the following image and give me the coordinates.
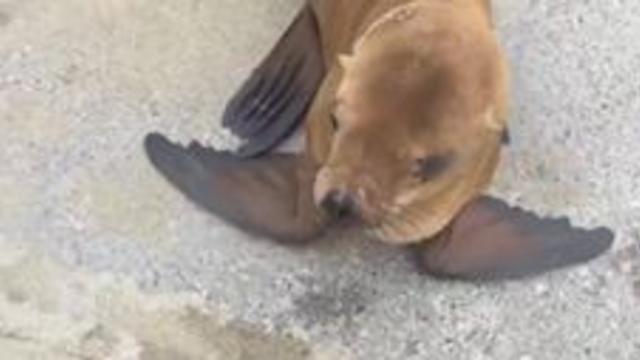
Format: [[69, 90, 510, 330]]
[[144, 0, 614, 280]]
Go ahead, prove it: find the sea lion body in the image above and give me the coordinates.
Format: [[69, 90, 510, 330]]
[[144, 0, 613, 280]]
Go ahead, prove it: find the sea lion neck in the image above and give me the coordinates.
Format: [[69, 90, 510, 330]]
[[310, 0, 417, 63], [312, 0, 491, 66], [351, 0, 492, 55], [354, 0, 420, 37]]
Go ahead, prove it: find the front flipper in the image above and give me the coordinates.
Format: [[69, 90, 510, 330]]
[[222, 5, 325, 158], [414, 196, 614, 280], [144, 133, 327, 243]]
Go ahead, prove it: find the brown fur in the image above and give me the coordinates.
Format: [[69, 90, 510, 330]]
[[305, 0, 509, 244]]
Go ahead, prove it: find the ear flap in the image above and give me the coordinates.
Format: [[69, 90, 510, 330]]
[[414, 196, 614, 280]]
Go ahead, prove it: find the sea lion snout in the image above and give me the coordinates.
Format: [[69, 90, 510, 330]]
[[314, 168, 358, 219], [319, 189, 357, 219], [313, 166, 388, 225]]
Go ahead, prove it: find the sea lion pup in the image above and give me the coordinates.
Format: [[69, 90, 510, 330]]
[[144, 0, 614, 280]]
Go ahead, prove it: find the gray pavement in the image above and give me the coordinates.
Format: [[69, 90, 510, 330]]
[[0, 0, 639, 359]]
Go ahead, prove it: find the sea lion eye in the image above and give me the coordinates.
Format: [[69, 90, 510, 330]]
[[413, 153, 454, 182], [330, 113, 340, 131]]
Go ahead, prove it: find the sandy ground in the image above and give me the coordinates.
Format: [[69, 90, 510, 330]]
[[1, 0, 639, 359]]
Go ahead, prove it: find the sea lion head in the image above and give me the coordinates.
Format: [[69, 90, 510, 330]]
[[313, 4, 508, 244]]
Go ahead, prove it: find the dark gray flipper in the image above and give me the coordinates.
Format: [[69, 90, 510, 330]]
[[414, 196, 614, 280], [222, 5, 325, 158], [144, 133, 327, 243]]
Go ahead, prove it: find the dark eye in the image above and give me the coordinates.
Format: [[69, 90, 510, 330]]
[[330, 114, 340, 131], [414, 153, 454, 182]]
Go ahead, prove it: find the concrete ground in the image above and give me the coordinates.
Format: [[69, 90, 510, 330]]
[[1, 0, 639, 359]]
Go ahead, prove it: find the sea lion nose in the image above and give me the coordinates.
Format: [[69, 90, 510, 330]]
[[320, 190, 357, 218]]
